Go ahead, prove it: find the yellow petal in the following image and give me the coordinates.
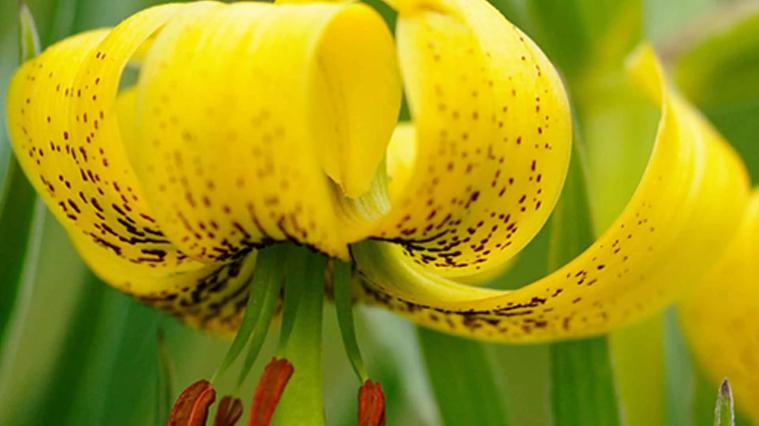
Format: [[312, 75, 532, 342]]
[[6, 5, 197, 271], [72, 230, 257, 336], [371, 0, 572, 280], [131, 2, 400, 261], [7, 2, 401, 333], [354, 43, 750, 342], [680, 191, 759, 422]]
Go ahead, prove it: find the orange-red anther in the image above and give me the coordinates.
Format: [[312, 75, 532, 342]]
[[358, 380, 385, 426], [249, 357, 294, 426]]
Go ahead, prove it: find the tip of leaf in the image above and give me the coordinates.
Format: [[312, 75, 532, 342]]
[[18, 2, 40, 61], [715, 377, 735, 426], [720, 378, 732, 400]]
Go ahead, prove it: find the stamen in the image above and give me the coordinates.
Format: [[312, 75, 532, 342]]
[[249, 358, 294, 426], [333, 259, 369, 381], [214, 245, 288, 383], [213, 395, 243, 426], [358, 380, 386, 426], [168, 379, 216, 426]]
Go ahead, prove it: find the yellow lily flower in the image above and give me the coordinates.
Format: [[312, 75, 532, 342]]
[[680, 191, 759, 422], [4, 0, 748, 350]]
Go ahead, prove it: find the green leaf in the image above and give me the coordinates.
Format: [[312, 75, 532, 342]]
[[155, 328, 173, 426], [668, 2, 759, 182], [714, 379, 734, 426], [669, 2, 759, 108], [0, 3, 45, 388], [18, 4, 40, 62], [16, 270, 163, 425], [546, 144, 620, 426], [417, 328, 509, 426], [524, 0, 642, 79], [570, 45, 662, 426], [663, 308, 695, 426]]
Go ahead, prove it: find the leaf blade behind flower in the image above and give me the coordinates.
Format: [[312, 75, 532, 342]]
[[547, 142, 620, 426], [417, 328, 510, 426]]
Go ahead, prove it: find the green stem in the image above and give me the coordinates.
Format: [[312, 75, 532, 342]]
[[276, 248, 327, 426]]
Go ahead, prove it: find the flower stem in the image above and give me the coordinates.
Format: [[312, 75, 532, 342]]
[[276, 247, 327, 426]]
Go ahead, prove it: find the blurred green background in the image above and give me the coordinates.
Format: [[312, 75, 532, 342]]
[[1, 0, 758, 425]]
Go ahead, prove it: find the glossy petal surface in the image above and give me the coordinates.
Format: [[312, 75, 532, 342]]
[[6, 1, 400, 332], [355, 45, 750, 342]]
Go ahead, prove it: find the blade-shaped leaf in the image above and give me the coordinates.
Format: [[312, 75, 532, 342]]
[[156, 328, 174, 426], [0, 2, 45, 392], [547, 144, 619, 425], [417, 328, 509, 426], [714, 379, 734, 426], [668, 1, 759, 182]]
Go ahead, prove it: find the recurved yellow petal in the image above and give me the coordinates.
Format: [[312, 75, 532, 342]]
[[131, 1, 400, 261], [371, 0, 572, 280], [680, 191, 759, 423], [354, 44, 750, 342], [6, 5, 197, 271], [5, 3, 267, 334]]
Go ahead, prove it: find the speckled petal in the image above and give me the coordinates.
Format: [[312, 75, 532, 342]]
[[354, 45, 750, 342], [6, 1, 400, 334], [680, 191, 759, 422], [132, 2, 400, 261], [371, 0, 572, 280], [5, 3, 258, 334], [6, 4, 201, 273]]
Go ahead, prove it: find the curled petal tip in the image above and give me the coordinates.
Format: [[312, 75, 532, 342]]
[[358, 380, 386, 426], [168, 379, 217, 426], [249, 358, 294, 426], [214, 395, 244, 426]]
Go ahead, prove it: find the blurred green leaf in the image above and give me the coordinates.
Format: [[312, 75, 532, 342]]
[[0, 2, 45, 391], [547, 143, 619, 426], [525, 0, 641, 78], [569, 38, 662, 426], [668, 1, 759, 182], [19, 4, 41, 61], [645, 0, 718, 43], [417, 328, 509, 426], [669, 2, 759, 107], [664, 308, 696, 426], [16, 271, 163, 426], [155, 329, 173, 426]]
